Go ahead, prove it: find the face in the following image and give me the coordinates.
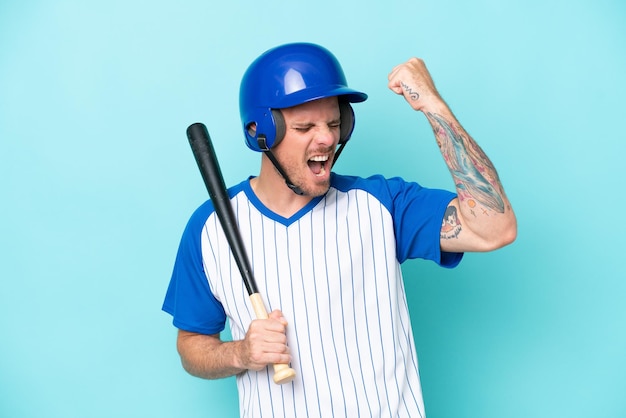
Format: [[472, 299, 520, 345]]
[[272, 97, 341, 197]]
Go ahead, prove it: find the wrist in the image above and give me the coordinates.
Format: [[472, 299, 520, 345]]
[[418, 94, 447, 115], [230, 340, 247, 371]]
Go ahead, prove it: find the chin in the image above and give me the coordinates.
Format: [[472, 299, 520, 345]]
[[298, 179, 330, 197], [308, 183, 331, 197]]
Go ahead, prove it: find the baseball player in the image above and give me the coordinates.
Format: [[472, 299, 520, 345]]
[[163, 42, 517, 417]]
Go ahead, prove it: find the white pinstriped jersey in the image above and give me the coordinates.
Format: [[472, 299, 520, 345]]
[[164, 173, 462, 418]]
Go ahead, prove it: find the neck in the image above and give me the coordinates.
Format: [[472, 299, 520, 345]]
[[250, 163, 313, 218]]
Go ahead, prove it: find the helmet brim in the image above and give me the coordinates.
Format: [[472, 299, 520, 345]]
[[271, 86, 368, 109]]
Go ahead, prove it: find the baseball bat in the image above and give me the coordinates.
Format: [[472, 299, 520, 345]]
[[186, 122, 296, 385]]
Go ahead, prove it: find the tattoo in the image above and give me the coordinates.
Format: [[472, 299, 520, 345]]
[[401, 82, 419, 100], [427, 112, 505, 213], [441, 205, 462, 239]]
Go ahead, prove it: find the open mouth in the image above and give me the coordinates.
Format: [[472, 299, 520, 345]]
[[307, 155, 329, 177]]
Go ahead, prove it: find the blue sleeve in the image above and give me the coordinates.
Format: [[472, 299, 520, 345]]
[[162, 201, 227, 335], [387, 176, 463, 267]]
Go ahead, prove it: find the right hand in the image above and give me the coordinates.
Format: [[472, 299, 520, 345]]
[[237, 309, 291, 371]]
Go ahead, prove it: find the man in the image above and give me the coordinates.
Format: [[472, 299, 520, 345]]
[[163, 42, 516, 417]]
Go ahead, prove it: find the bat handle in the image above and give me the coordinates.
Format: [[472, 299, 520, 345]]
[[272, 363, 297, 385], [249, 293, 297, 384]]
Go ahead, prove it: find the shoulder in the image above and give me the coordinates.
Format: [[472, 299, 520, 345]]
[[185, 179, 249, 234], [331, 173, 415, 194], [330, 173, 433, 211]]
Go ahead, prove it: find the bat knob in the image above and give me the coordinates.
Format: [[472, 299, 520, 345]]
[[272, 364, 296, 384]]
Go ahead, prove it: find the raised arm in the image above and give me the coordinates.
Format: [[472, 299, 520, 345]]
[[388, 58, 517, 252]]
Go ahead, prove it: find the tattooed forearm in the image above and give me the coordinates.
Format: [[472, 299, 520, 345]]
[[401, 82, 420, 100], [427, 112, 505, 214]]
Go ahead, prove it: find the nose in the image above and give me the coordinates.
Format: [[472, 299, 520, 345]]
[[314, 125, 339, 147]]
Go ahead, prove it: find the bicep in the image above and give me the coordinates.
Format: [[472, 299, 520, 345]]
[[439, 197, 487, 252]]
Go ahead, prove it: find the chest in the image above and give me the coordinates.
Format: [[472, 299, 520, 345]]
[[202, 189, 400, 335]]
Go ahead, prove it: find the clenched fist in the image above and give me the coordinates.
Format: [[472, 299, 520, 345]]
[[237, 309, 292, 371], [388, 58, 443, 112]]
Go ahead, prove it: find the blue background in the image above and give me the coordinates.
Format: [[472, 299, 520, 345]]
[[1, 1, 624, 417]]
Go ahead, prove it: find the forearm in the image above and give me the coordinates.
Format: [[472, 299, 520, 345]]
[[175, 312, 292, 379], [177, 330, 245, 379], [425, 106, 516, 248]]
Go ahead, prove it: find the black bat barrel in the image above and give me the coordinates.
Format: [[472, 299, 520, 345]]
[[186, 122, 259, 296]]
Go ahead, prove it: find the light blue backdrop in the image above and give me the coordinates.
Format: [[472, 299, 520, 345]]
[[1, 1, 624, 417]]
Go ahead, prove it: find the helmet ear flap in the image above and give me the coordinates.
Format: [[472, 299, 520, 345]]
[[339, 101, 355, 144], [244, 110, 283, 151], [271, 109, 286, 148]]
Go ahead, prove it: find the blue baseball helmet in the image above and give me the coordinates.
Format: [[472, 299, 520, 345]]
[[239, 43, 368, 152]]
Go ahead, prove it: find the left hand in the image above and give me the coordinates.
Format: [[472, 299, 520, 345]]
[[387, 58, 442, 112]]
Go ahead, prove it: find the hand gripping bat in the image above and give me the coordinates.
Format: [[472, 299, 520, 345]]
[[186, 122, 296, 385]]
